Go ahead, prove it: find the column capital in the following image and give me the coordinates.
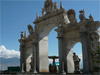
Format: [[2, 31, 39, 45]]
[[80, 31, 88, 36], [57, 32, 64, 39], [57, 36, 63, 39], [32, 40, 37, 44], [32, 42, 37, 45], [21, 43, 25, 46], [80, 31, 88, 34]]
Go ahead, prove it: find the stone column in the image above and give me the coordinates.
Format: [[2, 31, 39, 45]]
[[38, 37, 49, 72], [20, 45, 22, 72], [80, 32, 91, 73], [32, 42, 37, 73], [20, 41, 26, 73], [57, 33, 66, 74], [23, 45, 26, 72]]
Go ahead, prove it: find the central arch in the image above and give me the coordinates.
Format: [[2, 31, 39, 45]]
[[34, 9, 70, 72]]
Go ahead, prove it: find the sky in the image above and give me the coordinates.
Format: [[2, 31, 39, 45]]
[[0, 0, 100, 70]]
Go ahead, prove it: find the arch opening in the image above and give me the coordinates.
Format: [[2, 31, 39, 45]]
[[48, 27, 58, 56], [48, 27, 59, 73], [38, 24, 58, 72]]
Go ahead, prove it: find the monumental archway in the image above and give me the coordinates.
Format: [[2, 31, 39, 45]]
[[19, 0, 100, 74]]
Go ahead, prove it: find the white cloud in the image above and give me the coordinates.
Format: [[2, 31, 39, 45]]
[[0, 45, 20, 58], [49, 59, 53, 64]]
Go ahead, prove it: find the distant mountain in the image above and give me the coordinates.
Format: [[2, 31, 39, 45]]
[[0, 57, 20, 71]]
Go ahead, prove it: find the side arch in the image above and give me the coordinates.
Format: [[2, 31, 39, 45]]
[[38, 24, 57, 72]]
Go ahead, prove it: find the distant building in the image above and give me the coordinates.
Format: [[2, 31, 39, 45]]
[[8, 66, 20, 73]]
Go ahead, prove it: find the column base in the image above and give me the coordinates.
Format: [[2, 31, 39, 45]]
[[59, 71, 66, 74], [33, 70, 37, 73], [83, 71, 91, 74], [62, 72, 66, 74]]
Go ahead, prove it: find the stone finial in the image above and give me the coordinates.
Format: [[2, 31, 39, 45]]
[[89, 14, 94, 21], [79, 9, 86, 22], [54, 2, 58, 10], [42, 8, 45, 16], [60, 1, 63, 9], [28, 24, 34, 35], [36, 13, 39, 19], [20, 31, 24, 39], [24, 30, 27, 38], [83, 9, 85, 17]]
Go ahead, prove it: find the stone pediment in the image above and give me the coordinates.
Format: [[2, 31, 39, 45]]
[[34, 9, 65, 24], [63, 21, 100, 32]]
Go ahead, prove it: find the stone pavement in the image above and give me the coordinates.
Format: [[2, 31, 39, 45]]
[[16, 73, 93, 75]]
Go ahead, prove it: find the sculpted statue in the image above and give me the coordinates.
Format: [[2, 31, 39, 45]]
[[28, 25, 34, 35], [30, 57, 33, 72], [89, 14, 94, 22], [42, 8, 45, 15], [79, 9, 86, 22], [73, 53, 81, 73], [54, 2, 58, 10], [90, 32, 99, 50], [44, 0, 53, 14], [26, 56, 33, 72], [67, 9, 77, 23], [44, 0, 53, 9], [91, 46, 100, 71]]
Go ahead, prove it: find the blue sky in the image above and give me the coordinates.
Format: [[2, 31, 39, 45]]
[[0, 0, 100, 57]]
